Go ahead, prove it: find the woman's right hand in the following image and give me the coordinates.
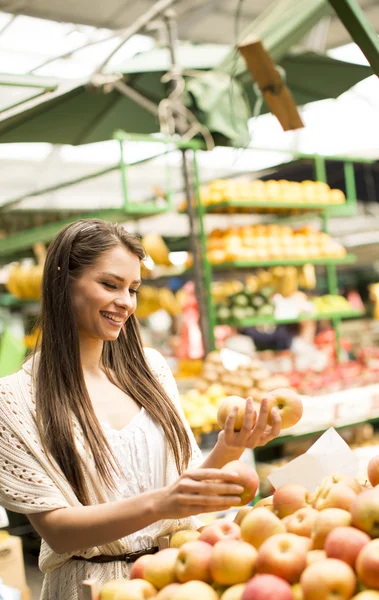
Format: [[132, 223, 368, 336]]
[[154, 468, 245, 520]]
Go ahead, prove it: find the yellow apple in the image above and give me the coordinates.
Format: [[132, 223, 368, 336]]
[[171, 581, 219, 600], [273, 484, 311, 518], [256, 532, 307, 584], [241, 507, 286, 549], [220, 583, 246, 600], [266, 388, 303, 429], [144, 548, 179, 590], [175, 540, 213, 583], [351, 486, 379, 538], [300, 558, 356, 600], [285, 507, 319, 538], [170, 530, 200, 549], [217, 396, 249, 431], [311, 508, 352, 550], [221, 461, 259, 505], [99, 579, 157, 600], [356, 539, 379, 590], [210, 539, 257, 585]]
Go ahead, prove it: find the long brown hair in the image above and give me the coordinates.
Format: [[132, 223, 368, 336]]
[[34, 219, 191, 505]]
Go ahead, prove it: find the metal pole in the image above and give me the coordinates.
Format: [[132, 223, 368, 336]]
[[94, 0, 181, 74]]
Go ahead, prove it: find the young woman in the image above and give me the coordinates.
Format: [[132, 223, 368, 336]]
[[0, 219, 281, 599]]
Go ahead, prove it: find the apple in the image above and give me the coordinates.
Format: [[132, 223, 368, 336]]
[[175, 540, 213, 583], [266, 388, 303, 429], [210, 539, 257, 585], [300, 558, 356, 600], [156, 584, 181, 600], [306, 550, 326, 566], [171, 581, 219, 600], [315, 474, 362, 496], [286, 507, 319, 538], [352, 593, 379, 599], [242, 574, 294, 600], [234, 506, 253, 526], [241, 507, 286, 549], [199, 518, 241, 546], [356, 539, 379, 590], [217, 396, 249, 430], [221, 461, 259, 505], [351, 487, 379, 537], [220, 584, 246, 600], [253, 496, 274, 512], [99, 579, 157, 600], [313, 482, 357, 512], [256, 532, 307, 584], [144, 548, 179, 590], [273, 484, 311, 518], [130, 555, 154, 579], [368, 455, 379, 487], [170, 530, 201, 548], [324, 526, 370, 567], [292, 583, 304, 600], [311, 508, 352, 549]]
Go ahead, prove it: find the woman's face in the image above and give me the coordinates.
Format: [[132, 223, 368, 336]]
[[70, 245, 141, 342]]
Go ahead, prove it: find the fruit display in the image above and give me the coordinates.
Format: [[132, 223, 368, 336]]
[[215, 286, 274, 323], [312, 295, 357, 314], [181, 178, 346, 212], [180, 352, 290, 436], [135, 285, 182, 319], [95, 463, 379, 600], [207, 225, 347, 265], [6, 262, 44, 300]]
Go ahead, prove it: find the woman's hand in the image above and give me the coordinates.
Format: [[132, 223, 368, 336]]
[[218, 397, 281, 450], [154, 468, 244, 520]]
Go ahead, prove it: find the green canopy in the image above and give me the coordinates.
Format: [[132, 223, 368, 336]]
[[0, 42, 372, 145]]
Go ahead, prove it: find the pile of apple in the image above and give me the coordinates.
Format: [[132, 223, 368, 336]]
[[100, 457, 379, 600]]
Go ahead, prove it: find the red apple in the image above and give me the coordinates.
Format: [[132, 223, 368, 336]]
[[300, 558, 356, 600], [368, 455, 379, 487], [324, 526, 370, 567], [356, 539, 379, 590], [210, 539, 257, 585], [311, 508, 352, 549], [170, 530, 200, 548], [130, 555, 154, 580], [221, 461, 259, 505], [351, 486, 379, 538], [242, 574, 294, 600], [241, 507, 286, 549], [198, 518, 241, 546], [256, 532, 307, 584], [273, 484, 311, 518], [175, 540, 213, 583], [306, 550, 326, 567], [99, 579, 157, 600], [156, 584, 181, 600], [144, 548, 179, 590], [171, 581, 219, 600], [217, 396, 249, 430], [286, 507, 319, 538], [266, 388, 303, 429], [313, 482, 357, 512], [220, 584, 246, 600]]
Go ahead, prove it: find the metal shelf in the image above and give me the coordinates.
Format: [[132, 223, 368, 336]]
[[218, 309, 364, 328], [204, 200, 349, 214], [211, 254, 357, 270]]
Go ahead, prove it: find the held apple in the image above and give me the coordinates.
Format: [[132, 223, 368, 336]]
[[144, 548, 179, 590], [356, 539, 379, 590], [175, 540, 213, 583], [99, 579, 157, 600], [217, 396, 249, 430], [221, 461, 259, 506], [198, 518, 241, 546], [242, 574, 294, 600], [256, 532, 308, 584], [210, 539, 257, 585], [324, 526, 370, 568], [273, 484, 311, 518], [368, 455, 379, 487], [266, 388, 303, 429], [241, 507, 286, 549], [170, 530, 200, 549], [300, 558, 356, 600], [351, 486, 379, 537]]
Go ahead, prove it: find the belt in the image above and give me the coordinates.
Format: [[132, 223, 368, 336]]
[[71, 546, 159, 564]]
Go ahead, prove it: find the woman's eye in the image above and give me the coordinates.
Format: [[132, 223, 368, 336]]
[[102, 282, 117, 290], [130, 289, 140, 296]]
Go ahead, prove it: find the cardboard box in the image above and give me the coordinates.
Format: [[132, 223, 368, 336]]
[[0, 535, 27, 593]]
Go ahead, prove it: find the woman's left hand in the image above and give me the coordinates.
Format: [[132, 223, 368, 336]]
[[218, 397, 281, 450]]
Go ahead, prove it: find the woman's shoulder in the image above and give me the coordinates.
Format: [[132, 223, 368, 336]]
[[0, 362, 33, 408], [144, 347, 166, 370]]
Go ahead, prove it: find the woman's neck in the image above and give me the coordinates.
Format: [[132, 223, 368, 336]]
[[79, 335, 104, 377]]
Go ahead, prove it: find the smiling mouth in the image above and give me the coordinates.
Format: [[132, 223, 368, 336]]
[[100, 311, 125, 326]]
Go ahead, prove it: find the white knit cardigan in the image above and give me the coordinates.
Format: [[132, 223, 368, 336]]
[[0, 348, 203, 600]]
